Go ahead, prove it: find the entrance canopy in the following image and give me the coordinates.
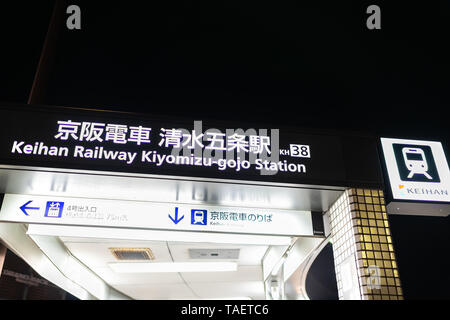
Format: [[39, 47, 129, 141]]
[[0, 104, 383, 299]]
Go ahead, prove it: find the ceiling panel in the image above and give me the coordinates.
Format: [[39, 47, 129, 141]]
[[63, 240, 174, 266], [180, 266, 263, 283], [168, 242, 268, 265], [190, 281, 265, 300], [90, 266, 185, 286], [59, 234, 269, 299], [113, 283, 197, 300]]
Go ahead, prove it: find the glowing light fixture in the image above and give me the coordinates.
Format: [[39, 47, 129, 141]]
[[108, 261, 238, 273]]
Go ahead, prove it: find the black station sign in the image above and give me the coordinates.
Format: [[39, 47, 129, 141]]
[[0, 105, 383, 188]]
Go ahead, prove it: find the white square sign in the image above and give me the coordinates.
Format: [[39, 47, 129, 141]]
[[381, 138, 450, 203]]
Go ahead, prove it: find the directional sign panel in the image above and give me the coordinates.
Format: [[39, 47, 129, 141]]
[[0, 194, 314, 236]]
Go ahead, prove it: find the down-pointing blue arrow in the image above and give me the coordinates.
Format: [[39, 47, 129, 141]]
[[20, 201, 40, 216], [168, 207, 184, 225]]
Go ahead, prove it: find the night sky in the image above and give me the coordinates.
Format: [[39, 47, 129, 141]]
[[1, 1, 449, 299]]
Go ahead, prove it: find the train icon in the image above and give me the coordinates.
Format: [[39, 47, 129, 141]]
[[402, 147, 433, 180], [191, 209, 207, 225]]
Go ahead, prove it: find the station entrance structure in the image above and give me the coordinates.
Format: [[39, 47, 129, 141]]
[[0, 104, 405, 300]]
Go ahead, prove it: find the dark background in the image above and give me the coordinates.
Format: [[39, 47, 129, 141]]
[[0, 0, 449, 299], [0, 250, 76, 300]]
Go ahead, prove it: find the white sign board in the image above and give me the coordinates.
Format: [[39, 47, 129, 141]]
[[381, 138, 450, 203], [0, 194, 314, 236]]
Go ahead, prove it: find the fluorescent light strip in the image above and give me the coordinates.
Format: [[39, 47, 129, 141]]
[[208, 297, 252, 300], [27, 225, 293, 246], [108, 262, 238, 273]]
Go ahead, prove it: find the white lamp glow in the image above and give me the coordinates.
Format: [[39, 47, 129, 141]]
[[108, 261, 238, 273], [27, 224, 293, 246]]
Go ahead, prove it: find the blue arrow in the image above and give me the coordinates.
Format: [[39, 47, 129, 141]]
[[168, 207, 184, 225], [20, 201, 40, 216]]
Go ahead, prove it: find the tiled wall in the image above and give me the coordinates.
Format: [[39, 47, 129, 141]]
[[328, 189, 403, 300]]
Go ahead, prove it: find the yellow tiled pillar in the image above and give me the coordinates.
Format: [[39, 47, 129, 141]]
[[327, 189, 403, 300]]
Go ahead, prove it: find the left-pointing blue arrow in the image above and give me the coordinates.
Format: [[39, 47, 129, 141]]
[[20, 201, 40, 216]]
